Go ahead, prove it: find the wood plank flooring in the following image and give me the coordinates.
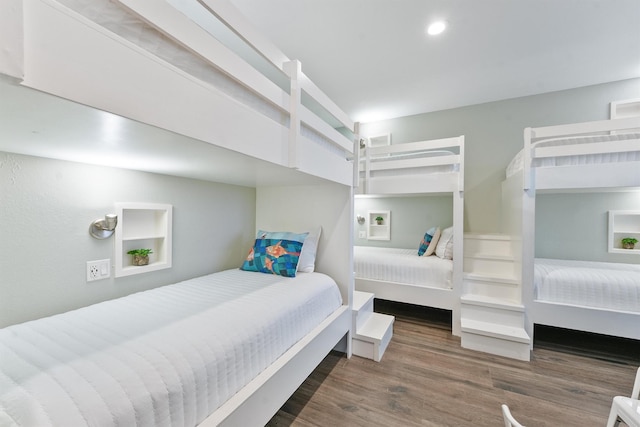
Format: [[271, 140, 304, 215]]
[[267, 301, 639, 427]]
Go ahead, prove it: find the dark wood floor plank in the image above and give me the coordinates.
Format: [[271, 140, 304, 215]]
[[267, 305, 638, 426]]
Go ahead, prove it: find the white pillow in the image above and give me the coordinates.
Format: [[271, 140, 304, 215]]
[[435, 226, 454, 260], [298, 227, 322, 272], [423, 227, 441, 257]]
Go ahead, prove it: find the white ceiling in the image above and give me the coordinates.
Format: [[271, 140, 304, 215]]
[[229, 0, 640, 123]]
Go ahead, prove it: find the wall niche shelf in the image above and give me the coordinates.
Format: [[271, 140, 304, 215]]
[[115, 203, 173, 277], [368, 210, 390, 241], [608, 210, 640, 254]]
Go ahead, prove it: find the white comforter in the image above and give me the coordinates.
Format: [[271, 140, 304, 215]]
[[535, 258, 640, 312], [354, 246, 453, 289], [0, 269, 342, 427]]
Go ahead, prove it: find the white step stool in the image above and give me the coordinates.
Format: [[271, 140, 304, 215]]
[[352, 291, 394, 362]]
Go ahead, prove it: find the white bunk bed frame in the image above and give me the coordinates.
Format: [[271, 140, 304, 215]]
[[355, 136, 465, 335], [2, 0, 356, 425], [513, 116, 640, 344]]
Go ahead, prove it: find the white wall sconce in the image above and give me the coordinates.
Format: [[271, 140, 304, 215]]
[[357, 215, 365, 225], [90, 214, 118, 239]]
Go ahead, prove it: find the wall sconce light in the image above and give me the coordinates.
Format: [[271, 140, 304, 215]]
[[90, 214, 118, 239], [356, 215, 365, 225]]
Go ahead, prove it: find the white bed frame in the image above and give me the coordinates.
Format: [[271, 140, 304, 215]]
[[10, 0, 356, 187], [355, 136, 465, 335], [503, 116, 640, 344], [4, 1, 357, 425]]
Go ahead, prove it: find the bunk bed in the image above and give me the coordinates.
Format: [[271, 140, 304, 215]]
[[0, 0, 356, 425], [502, 116, 640, 343], [354, 136, 465, 335]]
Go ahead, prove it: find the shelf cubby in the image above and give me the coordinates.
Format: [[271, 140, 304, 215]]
[[367, 210, 390, 241], [608, 210, 640, 254], [115, 203, 173, 277]]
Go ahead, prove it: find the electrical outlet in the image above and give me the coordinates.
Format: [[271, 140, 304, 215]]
[[87, 259, 111, 282]]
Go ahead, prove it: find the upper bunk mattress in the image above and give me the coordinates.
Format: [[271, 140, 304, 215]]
[[534, 258, 640, 312], [0, 269, 342, 427], [354, 246, 453, 289], [506, 132, 640, 178]]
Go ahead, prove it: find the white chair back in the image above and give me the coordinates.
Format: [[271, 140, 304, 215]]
[[606, 366, 640, 427], [632, 367, 640, 400], [502, 404, 525, 427]]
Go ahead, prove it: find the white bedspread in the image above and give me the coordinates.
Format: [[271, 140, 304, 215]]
[[354, 246, 453, 289], [534, 258, 640, 312], [0, 269, 342, 427], [506, 132, 640, 178]]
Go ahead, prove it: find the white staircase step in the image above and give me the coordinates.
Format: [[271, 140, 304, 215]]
[[461, 294, 523, 310], [463, 273, 519, 285], [461, 294, 524, 328], [467, 253, 515, 261], [353, 290, 375, 313], [352, 290, 374, 331], [461, 319, 531, 361], [461, 319, 530, 343], [463, 268, 521, 307], [464, 233, 516, 257], [464, 256, 519, 278], [353, 312, 394, 362]]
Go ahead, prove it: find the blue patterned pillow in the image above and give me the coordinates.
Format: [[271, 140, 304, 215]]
[[241, 238, 303, 277], [418, 227, 438, 256]]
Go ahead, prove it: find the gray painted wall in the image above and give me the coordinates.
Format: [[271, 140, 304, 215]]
[[535, 192, 640, 264], [354, 195, 453, 249], [360, 78, 640, 234], [0, 152, 256, 327]]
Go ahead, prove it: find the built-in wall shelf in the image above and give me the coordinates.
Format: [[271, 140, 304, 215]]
[[608, 210, 640, 254], [115, 203, 173, 277], [367, 210, 390, 241]]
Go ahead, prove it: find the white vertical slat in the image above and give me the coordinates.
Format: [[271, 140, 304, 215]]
[[284, 60, 301, 169], [523, 127, 533, 191], [353, 123, 361, 188], [458, 136, 465, 191]]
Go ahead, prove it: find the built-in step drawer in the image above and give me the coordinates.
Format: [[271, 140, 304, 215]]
[[353, 312, 395, 362]]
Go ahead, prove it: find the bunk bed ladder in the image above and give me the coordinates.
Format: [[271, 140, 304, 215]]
[[351, 290, 394, 362], [460, 233, 531, 361]]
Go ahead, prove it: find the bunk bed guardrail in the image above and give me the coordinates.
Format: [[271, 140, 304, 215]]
[[139, 0, 357, 181], [17, 0, 357, 187], [359, 135, 464, 194], [522, 116, 640, 190]]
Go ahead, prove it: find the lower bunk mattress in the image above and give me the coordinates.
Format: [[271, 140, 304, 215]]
[[0, 269, 343, 427], [354, 246, 453, 289], [534, 258, 640, 312]]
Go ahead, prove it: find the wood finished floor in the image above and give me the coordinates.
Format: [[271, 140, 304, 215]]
[[267, 301, 640, 427]]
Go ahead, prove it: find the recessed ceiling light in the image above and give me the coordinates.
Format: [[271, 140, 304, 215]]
[[427, 21, 447, 36]]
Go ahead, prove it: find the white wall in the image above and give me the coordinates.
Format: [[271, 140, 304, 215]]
[[256, 184, 353, 304], [0, 152, 256, 327], [360, 78, 640, 233], [354, 195, 453, 249]]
